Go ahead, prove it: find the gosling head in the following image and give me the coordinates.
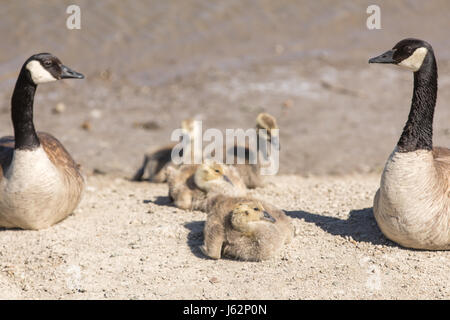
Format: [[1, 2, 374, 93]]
[[369, 38, 434, 72], [230, 201, 276, 233], [23, 53, 84, 85], [256, 112, 280, 150], [194, 160, 233, 191]]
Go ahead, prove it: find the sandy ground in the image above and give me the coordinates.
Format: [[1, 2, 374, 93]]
[[1, 1, 450, 300], [0, 173, 448, 300]]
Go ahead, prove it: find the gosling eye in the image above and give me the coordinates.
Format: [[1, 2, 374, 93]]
[[245, 211, 249, 215], [253, 207, 259, 211], [215, 169, 220, 173]]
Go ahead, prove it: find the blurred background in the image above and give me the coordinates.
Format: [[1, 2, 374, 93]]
[[0, 0, 449, 176]]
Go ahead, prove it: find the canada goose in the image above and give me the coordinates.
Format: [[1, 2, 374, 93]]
[[0, 53, 84, 230], [225, 112, 280, 188], [166, 160, 246, 211], [132, 119, 200, 183], [201, 195, 293, 261], [369, 38, 450, 250]]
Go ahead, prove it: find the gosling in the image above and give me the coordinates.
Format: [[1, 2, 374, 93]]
[[224, 112, 280, 188], [133, 118, 200, 183], [167, 160, 246, 211], [201, 195, 293, 261]]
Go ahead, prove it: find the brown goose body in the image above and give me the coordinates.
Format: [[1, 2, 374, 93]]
[[0, 133, 84, 229], [373, 147, 450, 249]]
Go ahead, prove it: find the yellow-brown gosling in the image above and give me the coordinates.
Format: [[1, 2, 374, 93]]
[[166, 160, 246, 211], [201, 195, 293, 261], [132, 118, 200, 183], [225, 112, 279, 188]]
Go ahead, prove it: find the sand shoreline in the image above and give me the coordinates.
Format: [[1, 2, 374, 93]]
[[0, 173, 448, 299]]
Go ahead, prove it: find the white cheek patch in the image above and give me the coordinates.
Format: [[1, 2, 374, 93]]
[[25, 60, 57, 84], [398, 47, 428, 72]]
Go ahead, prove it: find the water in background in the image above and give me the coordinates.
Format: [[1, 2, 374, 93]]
[[1, 0, 450, 176], [1, 0, 449, 88]]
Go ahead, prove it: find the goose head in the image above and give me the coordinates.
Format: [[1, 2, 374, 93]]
[[369, 38, 433, 72], [230, 201, 276, 233], [256, 112, 280, 150], [194, 160, 233, 191], [23, 53, 84, 85]]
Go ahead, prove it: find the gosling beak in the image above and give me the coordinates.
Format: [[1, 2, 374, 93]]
[[60, 65, 84, 79], [369, 50, 396, 64], [263, 211, 276, 223], [223, 175, 234, 186]]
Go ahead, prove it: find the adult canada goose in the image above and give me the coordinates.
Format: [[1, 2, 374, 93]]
[[225, 112, 280, 188], [0, 53, 84, 230], [369, 38, 450, 250], [201, 195, 293, 261], [132, 119, 200, 183], [166, 160, 246, 211]]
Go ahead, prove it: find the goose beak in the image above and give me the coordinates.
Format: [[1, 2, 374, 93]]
[[60, 65, 84, 79], [369, 50, 396, 64], [223, 175, 234, 186], [263, 211, 276, 223]]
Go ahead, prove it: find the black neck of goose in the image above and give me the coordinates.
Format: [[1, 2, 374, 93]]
[[11, 69, 40, 150], [397, 51, 438, 152]]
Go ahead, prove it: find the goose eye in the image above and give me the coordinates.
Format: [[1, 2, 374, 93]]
[[43, 60, 52, 67], [405, 46, 413, 53]]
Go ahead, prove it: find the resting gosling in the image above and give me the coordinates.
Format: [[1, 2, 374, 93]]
[[370, 38, 450, 249], [0, 53, 84, 230], [167, 160, 246, 211], [132, 118, 200, 183], [225, 112, 280, 188], [201, 195, 293, 261]]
